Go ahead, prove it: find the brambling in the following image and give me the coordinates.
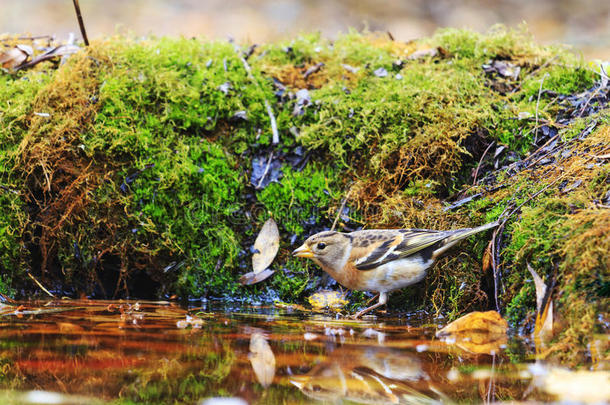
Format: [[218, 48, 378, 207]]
[[293, 221, 498, 318]]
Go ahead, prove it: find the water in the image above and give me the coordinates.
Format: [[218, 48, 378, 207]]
[[0, 300, 606, 404]]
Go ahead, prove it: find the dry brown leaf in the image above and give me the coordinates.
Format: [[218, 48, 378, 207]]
[[527, 263, 554, 339], [252, 218, 280, 273], [0, 47, 28, 69], [436, 311, 508, 355], [248, 332, 276, 388], [437, 311, 508, 336], [527, 263, 546, 312], [238, 269, 275, 285], [482, 240, 493, 273]]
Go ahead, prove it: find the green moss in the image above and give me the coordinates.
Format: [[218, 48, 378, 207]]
[[257, 164, 338, 235], [0, 27, 606, 347]]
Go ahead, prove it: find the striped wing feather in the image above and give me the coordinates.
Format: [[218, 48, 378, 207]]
[[353, 229, 453, 271]]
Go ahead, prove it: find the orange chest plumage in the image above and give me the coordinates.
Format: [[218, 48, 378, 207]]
[[320, 256, 432, 293]]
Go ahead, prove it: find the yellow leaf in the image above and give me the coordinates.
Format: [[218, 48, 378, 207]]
[[436, 311, 508, 355], [307, 290, 348, 310], [437, 311, 507, 335]]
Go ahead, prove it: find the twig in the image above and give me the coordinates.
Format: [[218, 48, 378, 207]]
[[72, 0, 89, 46], [1, 35, 53, 41], [490, 221, 505, 312], [522, 133, 560, 167], [331, 187, 352, 231], [577, 86, 602, 118], [256, 151, 274, 189], [500, 173, 566, 226], [234, 45, 280, 144], [534, 73, 549, 144], [27, 272, 55, 298], [473, 141, 495, 185], [490, 172, 568, 311], [0, 184, 19, 195]]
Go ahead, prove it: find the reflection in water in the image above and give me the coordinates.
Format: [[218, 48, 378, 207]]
[[248, 332, 276, 388], [0, 300, 605, 404], [291, 346, 443, 404]]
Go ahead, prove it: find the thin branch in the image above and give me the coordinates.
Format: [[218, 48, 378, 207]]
[[331, 187, 352, 231], [473, 141, 495, 185], [256, 151, 274, 189], [534, 73, 549, 144], [27, 272, 56, 298], [72, 0, 89, 46]]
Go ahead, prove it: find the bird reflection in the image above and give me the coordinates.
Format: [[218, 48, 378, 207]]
[[291, 346, 444, 404]]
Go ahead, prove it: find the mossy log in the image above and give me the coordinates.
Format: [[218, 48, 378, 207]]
[[0, 27, 607, 363]]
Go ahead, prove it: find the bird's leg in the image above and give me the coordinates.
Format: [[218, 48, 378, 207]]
[[352, 292, 388, 319], [365, 293, 380, 306]]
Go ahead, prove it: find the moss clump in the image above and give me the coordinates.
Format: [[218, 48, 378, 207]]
[[0, 27, 607, 364]]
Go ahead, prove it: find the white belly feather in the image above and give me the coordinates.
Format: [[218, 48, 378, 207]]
[[361, 256, 433, 292]]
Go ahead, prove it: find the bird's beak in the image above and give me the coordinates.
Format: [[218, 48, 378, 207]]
[[292, 244, 314, 258]]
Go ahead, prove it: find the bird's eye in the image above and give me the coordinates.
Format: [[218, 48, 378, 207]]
[[317, 242, 326, 250]]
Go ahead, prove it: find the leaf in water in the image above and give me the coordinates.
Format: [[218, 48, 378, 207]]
[[252, 218, 279, 273], [0, 47, 28, 69], [248, 333, 275, 388], [436, 311, 508, 355], [307, 290, 348, 311], [238, 269, 275, 285], [438, 311, 507, 335]]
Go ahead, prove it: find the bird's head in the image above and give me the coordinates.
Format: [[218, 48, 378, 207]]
[[292, 231, 351, 271]]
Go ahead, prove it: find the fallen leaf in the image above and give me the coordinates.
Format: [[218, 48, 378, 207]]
[[438, 311, 507, 336], [527, 263, 554, 341], [307, 290, 348, 310], [408, 47, 439, 59], [373, 67, 388, 77], [252, 218, 279, 273], [436, 311, 508, 355], [482, 240, 493, 273], [238, 269, 275, 285], [249, 333, 275, 388], [0, 47, 28, 69]]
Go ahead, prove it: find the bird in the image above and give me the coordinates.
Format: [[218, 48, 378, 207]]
[[292, 221, 498, 318]]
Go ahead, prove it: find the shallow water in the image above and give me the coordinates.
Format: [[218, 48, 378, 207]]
[[0, 300, 607, 404]]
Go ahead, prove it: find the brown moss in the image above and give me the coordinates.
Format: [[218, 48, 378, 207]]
[[265, 62, 330, 89]]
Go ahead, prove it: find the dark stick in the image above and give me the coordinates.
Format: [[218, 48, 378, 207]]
[[72, 0, 89, 46], [472, 141, 495, 185]]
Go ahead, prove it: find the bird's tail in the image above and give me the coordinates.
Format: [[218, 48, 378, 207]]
[[445, 221, 499, 244]]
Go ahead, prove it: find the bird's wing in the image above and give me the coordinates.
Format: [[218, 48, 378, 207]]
[[353, 229, 453, 271]]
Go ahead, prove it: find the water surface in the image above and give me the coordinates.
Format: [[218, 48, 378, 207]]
[[0, 300, 606, 404]]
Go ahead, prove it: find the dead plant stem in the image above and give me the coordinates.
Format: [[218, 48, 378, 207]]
[[27, 272, 55, 298], [534, 73, 549, 144], [331, 187, 352, 231], [473, 141, 495, 185], [72, 0, 89, 46]]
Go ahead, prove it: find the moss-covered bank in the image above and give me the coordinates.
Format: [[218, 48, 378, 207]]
[[0, 27, 608, 363]]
